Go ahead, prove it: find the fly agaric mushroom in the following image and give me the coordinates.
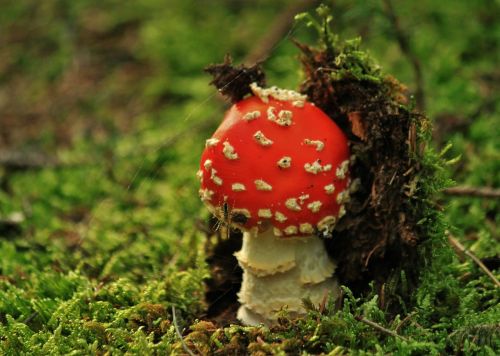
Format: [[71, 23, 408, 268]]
[[198, 83, 351, 325]]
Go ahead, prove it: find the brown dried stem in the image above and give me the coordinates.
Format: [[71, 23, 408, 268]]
[[172, 306, 197, 356], [355, 315, 409, 341], [448, 235, 500, 288], [443, 186, 500, 199], [395, 312, 417, 333]]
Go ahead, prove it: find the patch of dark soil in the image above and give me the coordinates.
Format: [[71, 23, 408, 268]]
[[203, 216, 242, 326]]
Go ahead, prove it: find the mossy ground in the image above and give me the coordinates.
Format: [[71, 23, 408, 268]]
[[0, 1, 498, 354]]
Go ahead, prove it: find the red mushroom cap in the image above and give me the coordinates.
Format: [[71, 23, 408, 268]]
[[198, 86, 350, 237]]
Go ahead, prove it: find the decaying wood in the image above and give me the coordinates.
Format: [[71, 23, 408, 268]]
[[205, 56, 266, 103]]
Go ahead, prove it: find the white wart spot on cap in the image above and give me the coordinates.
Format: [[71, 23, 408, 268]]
[[285, 198, 301, 211], [258, 209, 272, 218], [299, 223, 314, 234], [266, 106, 293, 127], [210, 169, 223, 186], [267, 106, 277, 121], [273, 227, 283, 236], [292, 100, 304, 108], [284, 225, 298, 235], [205, 138, 220, 148], [324, 184, 335, 194], [212, 177, 223, 186], [336, 160, 350, 179], [304, 139, 325, 152], [198, 188, 214, 201], [203, 159, 212, 171], [336, 190, 350, 204], [338, 205, 346, 218], [277, 156, 292, 169], [196, 170, 203, 182], [304, 161, 333, 174], [274, 211, 287, 223], [298, 194, 310, 204], [277, 110, 293, 126], [304, 160, 322, 174], [231, 183, 246, 192], [254, 179, 272, 191], [250, 83, 307, 103], [242, 110, 261, 121], [222, 141, 238, 160], [307, 201, 322, 213], [317, 215, 336, 233], [253, 131, 273, 146]]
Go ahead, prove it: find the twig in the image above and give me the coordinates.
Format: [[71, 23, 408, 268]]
[[356, 315, 409, 341], [395, 311, 417, 333], [171, 306, 197, 356], [0, 150, 58, 170], [244, 0, 321, 65], [443, 186, 500, 199], [448, 235, 500, 288], [382, 0, 425, 112]]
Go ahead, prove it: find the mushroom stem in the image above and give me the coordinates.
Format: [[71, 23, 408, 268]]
[[235, 229, 340, 325]]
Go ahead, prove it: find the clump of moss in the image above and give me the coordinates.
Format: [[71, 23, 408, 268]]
[[177, 282, 499, 354]]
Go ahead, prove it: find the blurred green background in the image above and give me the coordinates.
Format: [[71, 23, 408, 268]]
[[0, 0, 498, 354]]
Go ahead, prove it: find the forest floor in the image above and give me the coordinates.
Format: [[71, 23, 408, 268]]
[[0, 1, 498, 354]]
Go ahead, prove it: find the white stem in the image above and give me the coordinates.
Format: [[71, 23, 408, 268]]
[[235, 229, 340, 325]]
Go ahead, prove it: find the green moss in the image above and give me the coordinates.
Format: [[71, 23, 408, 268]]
[[0, 1, 498, 354]]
